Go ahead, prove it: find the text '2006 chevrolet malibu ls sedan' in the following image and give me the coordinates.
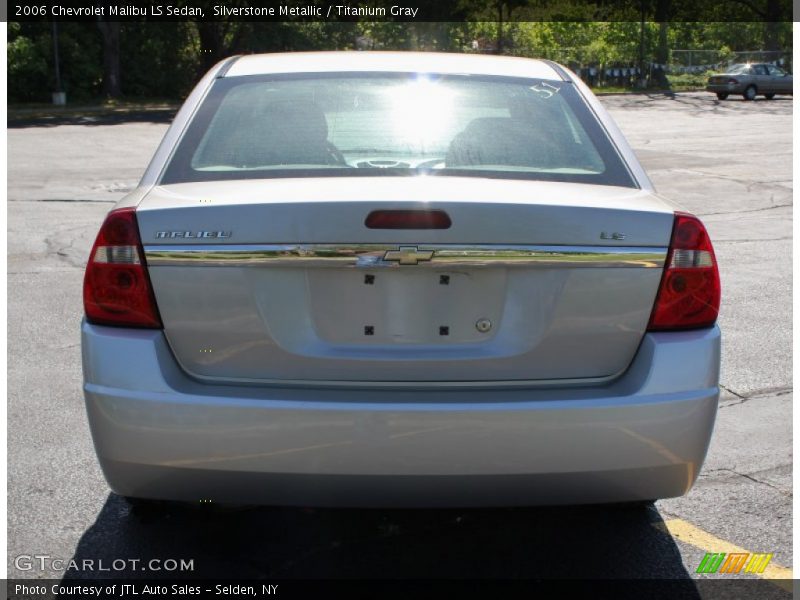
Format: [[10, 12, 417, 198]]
[[82, 52, 721, 508]]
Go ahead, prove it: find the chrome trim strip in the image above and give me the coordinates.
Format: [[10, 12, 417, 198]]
[[144, 244, 667, 268], [178, 368, 626, 390]]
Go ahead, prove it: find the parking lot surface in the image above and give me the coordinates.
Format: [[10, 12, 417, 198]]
[[7, 92, 792, 592]]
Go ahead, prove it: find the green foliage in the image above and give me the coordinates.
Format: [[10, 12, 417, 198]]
[[6, 19, 793, 103], [119, 23, 199, 98], [664, 72, 710, 90], [8, 23, 50, 102], [9, 22, 103, 102]]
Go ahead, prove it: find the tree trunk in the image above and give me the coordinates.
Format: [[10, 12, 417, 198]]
[[763, 0, 781, 51], [97, 20, 121, 98], [651, 0, 671, 88], [496, 2, 504, 54]]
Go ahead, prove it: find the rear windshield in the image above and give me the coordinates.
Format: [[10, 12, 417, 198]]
[[161, 72, 636, 188]]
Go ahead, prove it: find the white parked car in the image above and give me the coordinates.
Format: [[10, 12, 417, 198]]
[[82, 52, 721, 507]]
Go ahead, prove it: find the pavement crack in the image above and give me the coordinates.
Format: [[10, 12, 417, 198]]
[[719, 385, 791, 408], [720, 384, 746, 399], [44, 224, 92, 270], [9, 269, 80, 274], [670, 167, 792, 188], [715, 236, 791, 243], [698, 202, 793, 217], [704, 468, 793, 497], [9, 198, 116, 204], [48, 343, 80, 350]]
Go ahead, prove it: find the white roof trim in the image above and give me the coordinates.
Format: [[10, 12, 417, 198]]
[[224, 51, 563, 80]]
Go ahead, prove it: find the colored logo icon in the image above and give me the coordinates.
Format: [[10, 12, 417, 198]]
[[697, 552, 774, 574]]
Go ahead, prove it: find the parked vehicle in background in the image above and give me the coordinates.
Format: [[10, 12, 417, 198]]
[[706, 63, 793, 100], [82, 52, 722, 508]]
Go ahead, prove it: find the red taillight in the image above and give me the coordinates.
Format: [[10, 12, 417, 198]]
[[647, 212, 720, 331], [365, 210, 452, 229], [83, 207, 162, 328]]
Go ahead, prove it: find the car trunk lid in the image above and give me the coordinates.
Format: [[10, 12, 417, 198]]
[[136, 177, 674, 385]]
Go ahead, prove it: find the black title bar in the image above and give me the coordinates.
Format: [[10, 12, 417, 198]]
[[7, 0, 795, 22]]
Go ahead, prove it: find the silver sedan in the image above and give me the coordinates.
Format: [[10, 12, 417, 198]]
[[82, 52, 721, 508], [707, 62, 793, 100]]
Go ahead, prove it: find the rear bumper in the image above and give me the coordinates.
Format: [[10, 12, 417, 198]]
[[82, 322, 720, 506]]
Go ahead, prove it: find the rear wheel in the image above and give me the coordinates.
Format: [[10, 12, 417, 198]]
[[716, 92, 728, 100], [743, 85, 757, 101], [765, 93, 776, 100]]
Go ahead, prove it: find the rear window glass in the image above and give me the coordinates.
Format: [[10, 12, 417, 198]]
[[162, 72, 635, 188]]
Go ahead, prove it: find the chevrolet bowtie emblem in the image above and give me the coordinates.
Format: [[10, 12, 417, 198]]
[[383, 246, 434, 265]]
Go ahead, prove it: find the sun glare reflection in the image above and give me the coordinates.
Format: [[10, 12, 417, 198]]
[[386, 78, 457, 150]]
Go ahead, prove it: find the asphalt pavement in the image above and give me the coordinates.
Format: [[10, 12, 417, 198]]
[[7, 92, 792, 593]]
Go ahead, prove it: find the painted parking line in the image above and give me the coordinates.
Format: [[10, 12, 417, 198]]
[[653, 518, 792, 591]]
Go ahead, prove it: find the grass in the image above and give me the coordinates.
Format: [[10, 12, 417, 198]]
[[7, 98, 179, 121], [662, 72, 710, 92], [591, 73, 710, 94]]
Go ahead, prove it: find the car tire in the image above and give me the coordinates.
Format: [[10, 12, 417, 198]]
[[716, 93, 728, 100], [743, 85, 757, 101], [765, 93, 776, 100]]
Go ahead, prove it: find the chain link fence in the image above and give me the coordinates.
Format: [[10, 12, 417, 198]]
[[668, 49, 791, 73], [530, 48, 792, 90]]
